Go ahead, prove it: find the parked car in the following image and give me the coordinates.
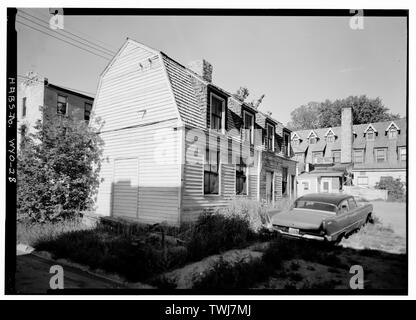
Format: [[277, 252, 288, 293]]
[[271, 193, 373, 243]]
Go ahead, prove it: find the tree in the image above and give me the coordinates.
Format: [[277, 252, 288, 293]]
[[286, 102, 321, 131], [375, 177, 405, 202], [287, 95, 401, 130], [235, 86, 250, 101], [17, 114, 104, 222]]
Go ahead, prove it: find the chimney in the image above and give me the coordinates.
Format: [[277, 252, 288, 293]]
[[341, 105, 353, 163], [188, 59, 213, 82]]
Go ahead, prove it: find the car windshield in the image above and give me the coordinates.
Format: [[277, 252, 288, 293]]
[[294, 200, 337, 213]]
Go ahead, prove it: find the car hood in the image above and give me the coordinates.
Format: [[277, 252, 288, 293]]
[[271, 208, 334, 230]]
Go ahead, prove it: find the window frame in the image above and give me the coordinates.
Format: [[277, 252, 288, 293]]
[[282, 167, 288, 196], [235, 157, 248, 195], [242, 110, 254, 145], [366, 129, 375, 141], [209, 92, 226, 133], [301, 181, 309, 191], [57, 94, 68, 116], [399, 147, 406, 162], [266, 123, 275, 151], [332, 151, 341, 163], [357, 176, 369, 186], [284, 132, 290, 156], [84, 102, 93, 121], [203, 140, 221, 195], [353, 149, 364, 164], [375, 148, 387, 163], [388, 128, 398, 139]]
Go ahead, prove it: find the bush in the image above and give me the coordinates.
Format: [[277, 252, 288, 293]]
[[17, 114, 104, 223], [17, 218, 88, 247], [215, 199, 272, 232], [186, 212, 253, 261], [375, 177, 406, 202]]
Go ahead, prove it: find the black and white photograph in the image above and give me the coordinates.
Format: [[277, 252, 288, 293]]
[[3, 4, 412, 300]]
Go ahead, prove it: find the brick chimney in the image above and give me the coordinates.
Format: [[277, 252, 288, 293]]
[[341, 105, 353, 163], [188, 59, 213, 82]]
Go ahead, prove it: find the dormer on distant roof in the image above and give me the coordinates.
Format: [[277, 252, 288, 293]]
[[364, 123, 377, 141], [385, 121, 400, 139], [292, 132, 302, 146], [324, 128, 336, 143], [307, 130, 318, 144]]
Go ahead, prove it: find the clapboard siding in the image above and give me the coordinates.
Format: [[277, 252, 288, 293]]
[[93, 40, 181, 225], [181, 127, 260, 222]]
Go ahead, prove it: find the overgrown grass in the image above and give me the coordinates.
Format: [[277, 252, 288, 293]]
[[193, 236, 348, 289], [17, 218, 89, 247]]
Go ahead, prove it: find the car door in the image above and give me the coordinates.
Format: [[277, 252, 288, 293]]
[[348, 197, 364, 227], [333, 199, 351, 235]]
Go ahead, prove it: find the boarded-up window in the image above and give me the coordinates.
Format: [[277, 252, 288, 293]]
[[399, 147, 406, 161], [243, 111, 254, 145]]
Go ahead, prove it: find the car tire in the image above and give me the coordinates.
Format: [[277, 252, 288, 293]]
[[366, 213, 374, 224]]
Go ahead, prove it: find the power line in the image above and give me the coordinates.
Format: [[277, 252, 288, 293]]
[[17, 74, 96, 96], [17, 13, 115, 58], [16, 20, 111, 61], [26, 8, 119, 52], [18, 9, 117, 56]]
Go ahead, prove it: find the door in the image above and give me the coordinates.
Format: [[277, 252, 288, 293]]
[[265, 171, 274, 203], [321, 178, 332, 193], [112, 158, 139, 219]]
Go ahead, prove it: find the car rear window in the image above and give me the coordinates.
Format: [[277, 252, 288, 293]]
[[294, 200, 337, 213]]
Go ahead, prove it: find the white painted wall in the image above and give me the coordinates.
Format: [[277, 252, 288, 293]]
[[353, 169, 406, 187]]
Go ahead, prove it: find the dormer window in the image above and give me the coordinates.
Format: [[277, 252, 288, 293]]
[[266, 123, 275, 151], [307, 130, 318, 144], [242, 110, 254, 145], [292, 138, 300, 146], [364, 124, 377, 141], [325, 129, 336, 143], [385, 122, 400, 139], [366, 129, 375, 141], [210, 93, 225, 132]]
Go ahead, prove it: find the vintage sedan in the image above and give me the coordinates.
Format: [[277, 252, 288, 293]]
[[271, 193, 373, 243]]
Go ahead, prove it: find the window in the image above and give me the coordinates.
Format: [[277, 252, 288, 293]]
[[210, 93, 225, 132], [309, 137, 317, 144], [266, 123, 275, 151], [339, 200, 350, 214], [282, 167, 288, 196], [235, 158, 248, 195], [292, 138, 300, 146], [57, 95, 68, 115], [302, 181, 309, 190], [353, 149, 364, 163], [22, 97, 27, 117], [348, 198, 357, 210], [366, 129, 375, 141], [243, 111, 254, 145], [375, 148, 387, 163], [312, 152, 322, 164], [84, 103, 92, 121], [326, 131, 335, 143], [204, 142, 220, 194], [399, 147, 406, 161], [332, 151, 341, 163], [388, 128, 397, 139], [357, 176, 369, 186], [284, 133, 290, 156]]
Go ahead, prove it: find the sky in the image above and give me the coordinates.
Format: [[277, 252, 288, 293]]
[[17, 9, 407, 125]]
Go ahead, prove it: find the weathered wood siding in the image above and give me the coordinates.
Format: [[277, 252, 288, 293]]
[[92, 40, 181, 225], [181, 127, 260, 222]]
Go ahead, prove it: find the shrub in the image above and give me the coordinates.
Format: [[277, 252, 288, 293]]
[[215, 198, 278, 232], [186, 212, 253, 261], [17, 114, 104, 223], [375, 177, 406, 202]]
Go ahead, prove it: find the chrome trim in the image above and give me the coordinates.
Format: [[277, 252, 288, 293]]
[[277, 230, 325, 241]]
